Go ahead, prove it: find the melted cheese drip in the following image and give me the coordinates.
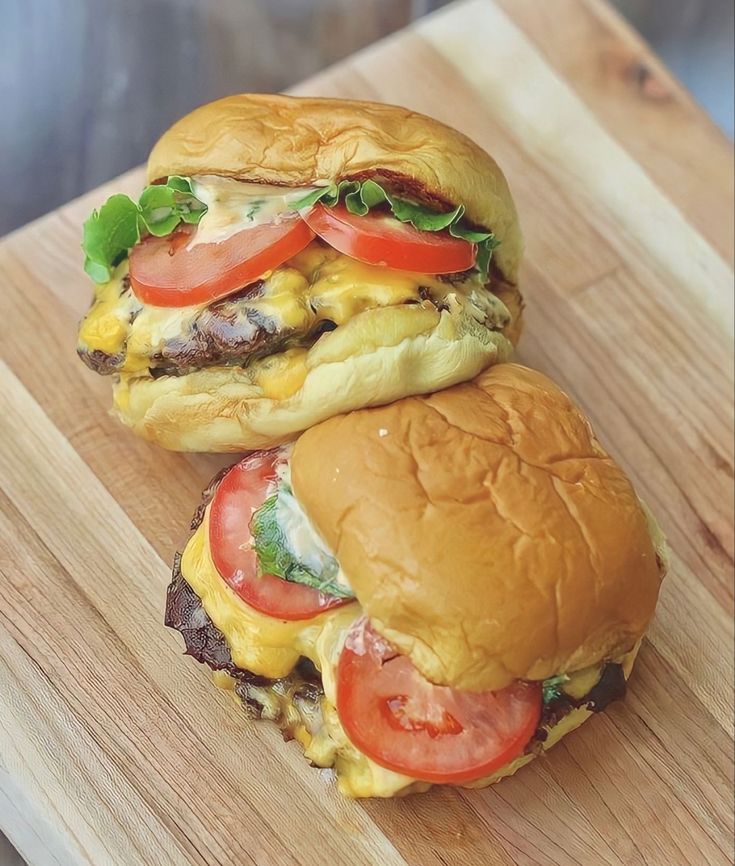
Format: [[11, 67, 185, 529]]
[[180, 507, 624, 797], [180, 508, 359, 678], [77, 242, 461, 378], [77, 263, 138, 358], [253, 349, 309, 401], [561, 664, 603, 700]]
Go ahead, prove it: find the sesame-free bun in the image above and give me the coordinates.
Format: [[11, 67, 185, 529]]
[[112, 302, 514, 452], [146, 94, 523, 283], [291, 364, 667, 692]]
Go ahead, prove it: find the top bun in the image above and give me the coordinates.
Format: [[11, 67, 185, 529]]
[[147, 94, 523, 282], [291, 364, 666, 692]]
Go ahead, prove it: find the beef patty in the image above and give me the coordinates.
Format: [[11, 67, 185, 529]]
[[78, 253, 515, 379], [78, 278, 311, 377]]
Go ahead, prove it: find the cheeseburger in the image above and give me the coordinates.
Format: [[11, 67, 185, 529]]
[[165, 364, 667, 797], [77, 94, 523, 451]]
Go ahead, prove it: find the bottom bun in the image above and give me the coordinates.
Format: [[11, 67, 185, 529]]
[[113, 299, 514, 452]]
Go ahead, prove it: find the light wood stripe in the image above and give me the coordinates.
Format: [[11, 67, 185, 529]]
[[495, 0, 735, 266], [0, 361, 407, 866], [413, 0, 733, 333]]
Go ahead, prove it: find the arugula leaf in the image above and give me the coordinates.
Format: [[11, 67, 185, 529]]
[[292, 178, 499, 274], [82, 174, 499, 284], [82, 195, 142, 283], [81, 177, 207, 283], [475, 237, 499, 275], [139, 175, 207, 236], [165, 175, 196, 195], [251, 493, 354, 599], [291, 181, 353, 210], [542, 674, 571, 704]]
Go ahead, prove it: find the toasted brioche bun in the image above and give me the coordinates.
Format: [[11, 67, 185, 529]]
[[146, 94, 523, 283], [112, 301, 515, 452], [291, 364, 667, 692]]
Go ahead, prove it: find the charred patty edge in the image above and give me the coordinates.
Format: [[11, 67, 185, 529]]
[[80, 261, 517, 378]]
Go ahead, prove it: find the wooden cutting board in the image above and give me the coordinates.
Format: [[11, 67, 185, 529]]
[[0, 1, 732, 864]]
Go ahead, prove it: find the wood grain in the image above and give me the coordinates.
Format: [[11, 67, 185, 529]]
[[494, 0, 735, 265], [0, 1, 732, 865]]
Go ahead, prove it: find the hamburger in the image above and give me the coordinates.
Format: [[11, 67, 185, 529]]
[[165, 364, 668, 797], [77, 94, 523, 452]]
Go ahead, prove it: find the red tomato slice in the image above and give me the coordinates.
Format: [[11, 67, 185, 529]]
[[302, 204, 476, 273], [208, 451, 349, 621], [129, 216, 314, 307], [336, 618, 542, 783]]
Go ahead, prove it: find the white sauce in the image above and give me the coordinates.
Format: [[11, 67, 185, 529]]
[[275, 464, 352, 593], [188, 176, 320, 248]]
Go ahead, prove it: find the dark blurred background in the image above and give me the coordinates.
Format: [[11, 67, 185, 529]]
[[0, 0, 733, 239]]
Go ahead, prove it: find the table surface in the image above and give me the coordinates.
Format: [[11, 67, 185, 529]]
[[0, 1, 733, 865]]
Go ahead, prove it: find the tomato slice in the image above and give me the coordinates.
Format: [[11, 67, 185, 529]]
[[302, 204, 476, 273], [336, 618, 541, 783], [208, 452, 349, 621], [129, 216, 314, 307]]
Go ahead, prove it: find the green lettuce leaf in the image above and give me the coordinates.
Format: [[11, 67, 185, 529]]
[[82, 194, 142, 284], [250, 493, 354, 599], [82, 176, 207, 283], [542, 674, 571, 704], [138, 175, 207, 235], [83, 174, 499, 284], [292, 178, 499, 274]]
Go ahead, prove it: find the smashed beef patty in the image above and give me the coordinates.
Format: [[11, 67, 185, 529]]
[[78, 275, 309, 378], [165, 563, 323, 733], [77, 241, 513, 379]]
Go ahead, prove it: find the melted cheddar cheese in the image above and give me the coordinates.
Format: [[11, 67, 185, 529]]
[[180, 506, 421, 796], [180, 509, 359, 679], [179, 505, 633, 798], [254, 349, 310, 401], [78, 263, 138, 359], [77, 241, 506, 378]]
